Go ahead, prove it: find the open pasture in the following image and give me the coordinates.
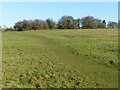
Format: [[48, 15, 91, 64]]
[[2, 29, 118, 88]]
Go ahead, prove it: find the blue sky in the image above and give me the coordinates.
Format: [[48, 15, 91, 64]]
[[1, 2, 118, 27]]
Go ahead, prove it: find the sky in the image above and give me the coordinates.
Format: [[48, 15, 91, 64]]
[[0, 2, 118, 27]]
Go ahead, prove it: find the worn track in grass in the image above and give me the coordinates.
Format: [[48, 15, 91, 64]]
[[2, 29, 118, 88]]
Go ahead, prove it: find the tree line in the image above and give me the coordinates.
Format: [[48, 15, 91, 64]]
[[4, 15, 119, 31]]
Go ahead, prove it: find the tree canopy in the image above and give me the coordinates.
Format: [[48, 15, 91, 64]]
[[107, 21, 118, 28], [13, 15, 118, 31]]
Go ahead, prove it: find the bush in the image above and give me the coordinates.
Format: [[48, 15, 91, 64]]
[[5, 28, 17, 32]]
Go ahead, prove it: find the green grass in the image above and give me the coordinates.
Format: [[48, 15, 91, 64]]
[[2, 29, 118, 88]]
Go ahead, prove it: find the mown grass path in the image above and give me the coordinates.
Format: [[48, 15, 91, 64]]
[[2, 29, 118, 88]]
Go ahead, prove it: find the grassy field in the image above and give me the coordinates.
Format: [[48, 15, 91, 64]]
[[2, 29, 118, 88]]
